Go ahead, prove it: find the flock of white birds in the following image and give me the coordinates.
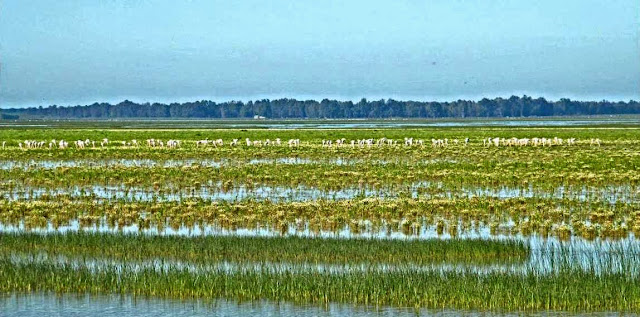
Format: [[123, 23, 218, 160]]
[[2, 137, 603, 150]]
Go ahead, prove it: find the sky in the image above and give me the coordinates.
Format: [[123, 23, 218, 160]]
[[0, 0, 638, 108]]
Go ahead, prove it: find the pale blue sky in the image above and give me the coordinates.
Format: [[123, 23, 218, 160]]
[[1, 0, 638, 107]]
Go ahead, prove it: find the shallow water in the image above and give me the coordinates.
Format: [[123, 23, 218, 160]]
[[4, 233, 640, 278], [0, 124, 50, 127], [0, 158, 351, 170], [2, 182, 637, 203], [2, 215, 640, 276], [192, 119, 640, 129], [4, 253, 526, 276], [0, 157, 458, 170], [0, 184, 387, 202], [0, 218, 495, 240], [1, 293, 606, 317], [0, 158, 311, 170]]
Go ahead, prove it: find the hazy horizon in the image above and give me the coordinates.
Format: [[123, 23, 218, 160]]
[[1, 1, 639, 108]]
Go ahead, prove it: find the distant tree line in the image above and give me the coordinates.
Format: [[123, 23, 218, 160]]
[[2, 96, 639, 119]]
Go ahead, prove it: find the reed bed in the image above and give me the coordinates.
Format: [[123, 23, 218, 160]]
[[0, 153, 638, 191], [0, 232, 529, 265], [0, 126, 639, 312], [0, 128, 638, 200], [1, 197, 638, 240], [1, 259, 639, 311]]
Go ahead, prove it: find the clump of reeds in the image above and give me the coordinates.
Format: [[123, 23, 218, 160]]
[[1, 259, 639, 312], [0, 231, 530, 265]]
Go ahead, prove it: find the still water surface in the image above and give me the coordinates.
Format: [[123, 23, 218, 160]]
[[0, 293, 617, 317]]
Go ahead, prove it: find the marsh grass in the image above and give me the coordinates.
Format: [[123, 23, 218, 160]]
[[1, 259, 639, 311], [1, 126, 640, 311], [0, 197, 638, 240], [0, 232, 529, 265]]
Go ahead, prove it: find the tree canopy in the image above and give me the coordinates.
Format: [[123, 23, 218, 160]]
[[2, 96, 639, 119]]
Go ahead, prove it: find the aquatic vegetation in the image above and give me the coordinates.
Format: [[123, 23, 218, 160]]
[[0, 125, 639, 312], [0, 232, 529, 265], [0, 197, 638, 240], [1, 158, 639, 191], [2, 259, 640, 311]]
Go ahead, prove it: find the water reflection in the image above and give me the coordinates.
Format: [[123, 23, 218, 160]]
[[7, 237, 640, 276], [0, 158, 458, 170], [0, 218, 496, 240], [184, 119, 640, 129], [2, 183, 637, 203], [2, 293, 597, 317], [2, 220, 640, 276]]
